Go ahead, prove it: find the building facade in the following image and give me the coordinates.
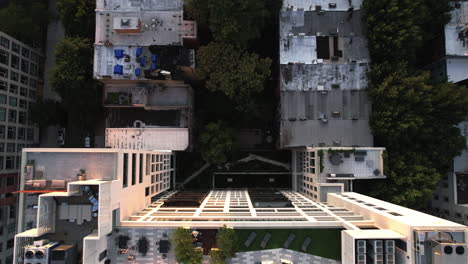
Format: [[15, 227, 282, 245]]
[[0, 31, 41, 264]]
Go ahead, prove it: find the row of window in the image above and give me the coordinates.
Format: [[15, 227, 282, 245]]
[[122, 153, 144, 188], [0, 36, 40, 62], [0, 50, 39, 77], [0, 155, 21, 170], [0, 81, 36, 102], [0, 68, 39, 90], [0, 126, 35, 141], [0, 142, 26, 153], [0, 108, 30, 125]]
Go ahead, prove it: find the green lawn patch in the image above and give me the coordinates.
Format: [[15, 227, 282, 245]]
[[236, 229, 342, 261]]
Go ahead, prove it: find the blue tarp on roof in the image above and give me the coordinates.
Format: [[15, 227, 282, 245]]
[[140, 57, 146, 67], [136, 47, 142, 57], [151, 54, 157, 62], [151, 62, 156, 70], [114, 64, 123, 75], [114, 49, 124, 59], [135, 68, 141, 76]]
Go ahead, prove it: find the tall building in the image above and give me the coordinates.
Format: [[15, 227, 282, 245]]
[[11, 147, 468, 264], [0, 31, 42, 264]]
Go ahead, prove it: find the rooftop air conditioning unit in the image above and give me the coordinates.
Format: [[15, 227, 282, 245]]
[[432, 243, 468, 264], [121, 18, 130, 26]]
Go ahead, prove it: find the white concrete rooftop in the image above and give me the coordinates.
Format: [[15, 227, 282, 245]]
[[105, 127, 189, 151], [282, 0, 363, 11]]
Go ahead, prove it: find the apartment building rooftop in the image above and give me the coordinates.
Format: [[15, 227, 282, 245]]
[[93, 0, 196, 80], [279, 1, 372, 148], [282, 0, 363, 11]]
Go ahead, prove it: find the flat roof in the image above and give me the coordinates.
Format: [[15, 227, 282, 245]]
[[279, 6, 372, 148], [280, 90, 371, 147], [105, 128, 189, 151], [445, 2, 468, 56], [282, 0, 363, 11], [96, 0, 184, 11]]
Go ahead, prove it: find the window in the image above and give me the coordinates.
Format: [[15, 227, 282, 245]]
[[9, 84, 17, 94], [123, 153, 128, 188], [0, 80, 6, 91], [0, 50, 8, 65], [7, 127, 15, 139], [30, 63, 38, 77], [0, 126, 4, 139], [0, 241, 2, 252], [444, 196, 449, 202], [132, 153, 136, 185], [6, 239, 13, 249], [9, 97, 17, 107], [19, 99, 27, 109], [29, 78, 37, 88], [26, 128, 34, 141], [21, 59, 29, 73], [8, 109, 16, 122], [0, 37, 9, 48], [21, 47, 29, 58], [10, 71, 18, 82], [29, 90, 36, 100], [18, 127, 25, 140], [19, 87, 27, 97], [10, 54, 19, 69], [15, 156, 19, 169], [145, 187, 150, 196], [0, 66, 8, 78], [0, 94, 5, 104], [16, 143, 23, 153], [31, 52, 39, 62], [98, 250, 107, 262], [0, 108, 5, 121], [6, 177, 13, 186], [0, 143, 4, 152], [139, 154, 143, 183], [18, 112, 26, 124], [11, 42, 19, 53], [17, 143, 24, 153], [20, 75, 28, 85], [6, 143, 14, 152], [5, 156, 14, 169]]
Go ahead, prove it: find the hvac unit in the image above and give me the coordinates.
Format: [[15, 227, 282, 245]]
[[385, 240, 396, 264], [357, 254, 366, 264], [24, 240, 59, 264], [432, 242, 468, 264], [357, 240, 366, 254]]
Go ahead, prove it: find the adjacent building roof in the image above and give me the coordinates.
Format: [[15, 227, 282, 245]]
[[445, 1, 468, 57], [279, 1, 372, 148], [105, 128, 189, 151], [93, 0, 196, 80]]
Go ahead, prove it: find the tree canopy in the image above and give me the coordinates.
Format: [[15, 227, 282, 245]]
[[0, 0, 50, 44], [50, 37, 102, 132], [216, 226, 238, 260], [199, 121, 238, 165], [56, 0, 96, 38], [172, 228, 203, 264], [197, 43, 271, 112], [362, 0, 467, 208], [29, 99, 67, 127], [186, 0, 281, 46], [368, 71, 468, 207]]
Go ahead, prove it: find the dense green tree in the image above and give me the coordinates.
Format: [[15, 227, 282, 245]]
[[209, 249, 225, 264], [56, 0, 96, 38], [29, 99, 67, 127], [51, 37, 102, 132], [172, 228, 203, 264], [197, 43, 271, 112], [216, 226, 238, 260], [362, 0, 452, 68], [199, 121, 238, 165], [0, 1, 50, 44], [368, 70, 468, 207], [186, 0, 282, 46]]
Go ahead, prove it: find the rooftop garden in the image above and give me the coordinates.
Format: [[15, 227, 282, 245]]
[[236, 228, 342, 261]]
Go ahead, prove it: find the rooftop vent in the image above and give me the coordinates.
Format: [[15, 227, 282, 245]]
[[121, 18, 130, 26], [329, 3, 337, 8]]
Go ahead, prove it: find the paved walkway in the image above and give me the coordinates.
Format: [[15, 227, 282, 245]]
[[228, 248, 341, 264]]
